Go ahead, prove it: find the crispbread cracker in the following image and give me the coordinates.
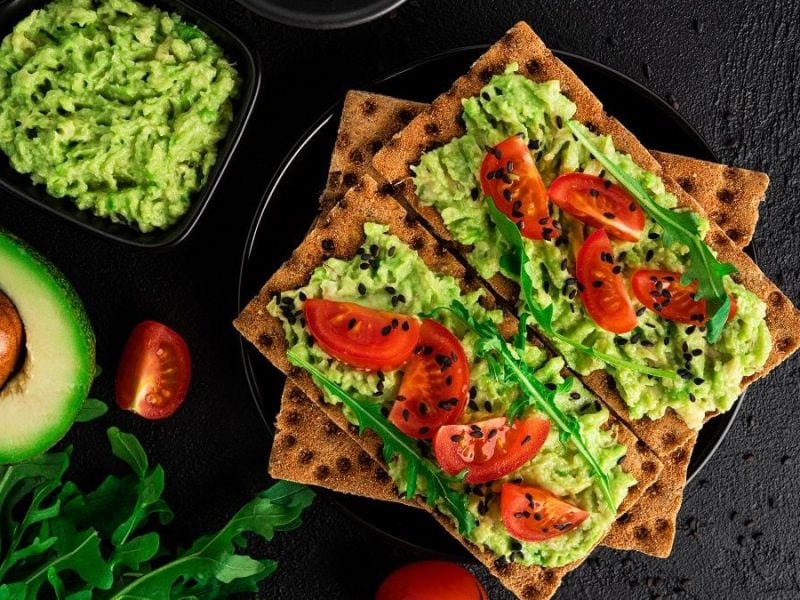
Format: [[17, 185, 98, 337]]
[[275, 90, 770, 558], [237, 177, 661, 599], [651, 151, 768, 248], [371, 21, 800, 460]]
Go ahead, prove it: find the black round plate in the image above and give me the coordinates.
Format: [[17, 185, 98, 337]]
[[238, 47, 746, 559], [233, 0, 407, 30]]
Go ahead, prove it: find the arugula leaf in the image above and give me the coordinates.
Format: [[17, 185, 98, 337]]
[[487, 198, 676, 378], [111, 481, 314, 599], [567, 120, 737, 343], [74, 398, 108, 423], [434, 302, 616, 511], [287, 351, 475, 536], [0, 430, 314, 599]]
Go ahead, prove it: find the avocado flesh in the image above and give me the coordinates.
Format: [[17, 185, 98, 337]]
[[0, 231, 95, 464]]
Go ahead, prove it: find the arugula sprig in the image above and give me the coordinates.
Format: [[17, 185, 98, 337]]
[[567, 120, 737, 343], [0, 427, 314, 599], [287, 350, 475, 536], [488, 199, 676, 379], [429, 302, 616, 511]]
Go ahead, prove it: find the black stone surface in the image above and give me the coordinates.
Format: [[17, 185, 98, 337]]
[[1, 1, 798, 598]]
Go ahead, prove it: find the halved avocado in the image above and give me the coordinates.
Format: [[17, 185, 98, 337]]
[[0, 230, 95, 464]]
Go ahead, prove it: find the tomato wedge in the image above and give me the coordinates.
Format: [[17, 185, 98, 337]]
[[631, 269, 737, 325], [500, 483, 589, 542], [433, 417, 550, 484], [116, 321, 191, 420], [548, 173, 645, 242], [304, 299, 420, 372], [376, 561, 488, 600], [575, 229, 637, 334], [389, 319, 469, 439], [480, 135, 559, 240]]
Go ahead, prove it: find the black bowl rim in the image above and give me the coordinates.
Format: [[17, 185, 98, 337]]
[[237, 45, 748, 556], [233, 0, 408, 30], [0, 0, 262, 249]]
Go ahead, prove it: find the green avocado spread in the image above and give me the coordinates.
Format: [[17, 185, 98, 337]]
[[270, 223, 635, 567], [413, 65, 771, 429], [0, 0, 240, 232]]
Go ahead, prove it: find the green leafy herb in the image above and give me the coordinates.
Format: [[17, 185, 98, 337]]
[[287, 350, 475, 535], [0, 429, 314, 599], [430, 301, 615, 511], [487, 198, 676, 378], [74, 398, 108, 423], [567, 120, 736, 343]]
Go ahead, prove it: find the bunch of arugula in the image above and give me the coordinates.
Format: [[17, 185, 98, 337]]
[[287, 351, 474, 536], [426, 302, 615, 511], [490, 202, 675, 379], [0, 418, 314, 599], [567, 120, 737, 343]]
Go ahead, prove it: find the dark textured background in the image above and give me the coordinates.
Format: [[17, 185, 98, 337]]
[[1, 1, 799, 598]]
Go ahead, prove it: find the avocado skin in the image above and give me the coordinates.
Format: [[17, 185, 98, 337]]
[[0, 228, 96, 464]]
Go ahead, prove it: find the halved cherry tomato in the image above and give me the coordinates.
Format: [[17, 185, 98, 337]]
[[548, 173, 645, 242], [376, 561, 488, 600], [480, 135, 559, 240], [575, 229, 637, 334], [389, 319, 469, 440], [304, 299, 420, 372], [116, 321, 191, 420], [631, 269, 738, 325], [434, 417, 550, 484], [500, 483, 589, 542]]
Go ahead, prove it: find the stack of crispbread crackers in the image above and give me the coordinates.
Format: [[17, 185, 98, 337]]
[[236, 22, 799, 599]]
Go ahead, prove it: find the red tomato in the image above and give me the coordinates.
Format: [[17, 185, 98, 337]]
[[304, 299, 421, 372], [434, 417, 550, 484], [116, 321, 191, 420], [575, 229, 637, 334], [480, 135, 559, 240], [389, 319, 469, 440], [631, 269, 737, 325], [376, 561, 487, 600], [500, 483, 589, 542], [548, 173, 645, 242]]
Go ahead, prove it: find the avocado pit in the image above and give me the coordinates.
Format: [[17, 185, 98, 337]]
[[0, 290, 24, 389]]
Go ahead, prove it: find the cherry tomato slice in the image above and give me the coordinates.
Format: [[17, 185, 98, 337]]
[[548, 173, 645, 242], [480, 135, 559, 241], [389, 319, 469, 440], [115, 321, 191, 420], [434, 417, 550, 484], [631, 269, 737, 325], [576, 229, 637, 334], [376, 561, 488, 600], [500, 483, 590, 542], [304, 299, 421, 372]]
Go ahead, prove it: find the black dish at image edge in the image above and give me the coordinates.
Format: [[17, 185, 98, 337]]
[[237, 47, 750, 561], [0, 0, 261, 249], [233, 0, 408, 30]]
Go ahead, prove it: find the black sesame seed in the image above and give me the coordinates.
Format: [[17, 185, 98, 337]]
[[589, 188, 599, 197], [402, 409, 410, 422], [419, 403, 428, 415], [686, 325, 696, 335], [603, 211, 615, 219], [592, 280, 603, 288], [556, 115, 563, 128], [385, 286, 396, 294], [483, 400, 493, 412], [348, 318, 357, 330], [528, 139, 540, 150], [381, 325, 392, 336], [636, 307, 646, 317], [451, 434, 463, 443], [692, 349, 703, 356], [694, 377, 705, 385], [612, 265, 622, 274], [468, 400, 479, 411], [402, 321, 410, 331], [646, 249, 655, 261], [419, 427, 430, 435], [570, 392, 581, 399], [629, 202, 637, 211], [470, 386, 478, 399]]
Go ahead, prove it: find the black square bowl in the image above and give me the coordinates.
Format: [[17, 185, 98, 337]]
[[0, 0, 261, 248]]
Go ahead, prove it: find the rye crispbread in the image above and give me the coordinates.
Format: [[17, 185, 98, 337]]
[[371, 22, 799, 465], [273, 89, 770, 557], [237, 177, 662, 599]]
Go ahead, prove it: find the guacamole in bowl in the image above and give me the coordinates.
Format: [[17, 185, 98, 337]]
[[0, 0, 241, 234]]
